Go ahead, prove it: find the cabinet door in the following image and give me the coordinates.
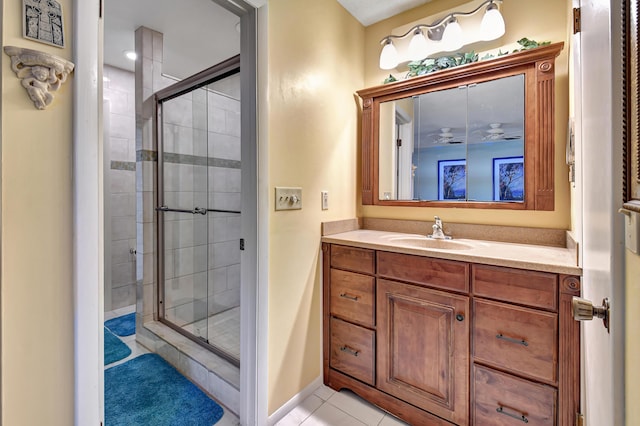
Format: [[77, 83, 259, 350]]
[[377, 279, 469, 425]]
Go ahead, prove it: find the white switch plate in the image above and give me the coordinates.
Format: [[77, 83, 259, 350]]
[[275, 187, 302, 211], [321, 191, 329, 210]]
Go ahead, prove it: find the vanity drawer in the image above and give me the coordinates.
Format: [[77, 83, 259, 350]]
[[377, 251, 469, 293], [330, 269, 375, 328], [331, 245, 375, 275], [473, 299, 558, 383], [472, 264, 558, 311], [473, 364, 557, 426], [330, 317, 375, 385]]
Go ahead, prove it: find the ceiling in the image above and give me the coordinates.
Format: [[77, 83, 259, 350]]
[[104, 0, 241, 79], [104, 0, 430, 79], [336, 0, 433, 26]]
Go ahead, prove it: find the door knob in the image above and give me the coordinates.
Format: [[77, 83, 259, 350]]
[[572, 296, 610, 332]]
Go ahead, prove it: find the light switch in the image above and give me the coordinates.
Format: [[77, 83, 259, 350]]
[[321, 191, 329, 210], [275, 187, 302, 211]]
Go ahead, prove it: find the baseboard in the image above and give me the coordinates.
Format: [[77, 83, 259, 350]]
[[267, 376, 323, 426]]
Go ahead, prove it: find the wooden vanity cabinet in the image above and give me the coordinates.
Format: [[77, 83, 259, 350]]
[[322, 243, 580, 426]]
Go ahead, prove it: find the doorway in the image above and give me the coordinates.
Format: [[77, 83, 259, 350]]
[[74, 0, 261, 423]]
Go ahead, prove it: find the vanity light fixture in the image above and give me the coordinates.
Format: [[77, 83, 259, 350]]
[[378, 0, 505, 70]]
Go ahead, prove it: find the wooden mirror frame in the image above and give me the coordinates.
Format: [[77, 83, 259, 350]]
[[358, 42, 564, 210], [624, 0, 640, 211]]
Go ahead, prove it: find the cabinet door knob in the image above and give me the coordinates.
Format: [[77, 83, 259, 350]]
[[455, 313, 464, 322]]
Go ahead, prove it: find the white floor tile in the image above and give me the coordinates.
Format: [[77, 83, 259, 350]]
[[276, 414, 307, 426], [313, 385, 336, 402], [300, 403, 366, 426], [326, 390, 385, 426], [276, 394, 324, 425], [379, 414, 410, 426]]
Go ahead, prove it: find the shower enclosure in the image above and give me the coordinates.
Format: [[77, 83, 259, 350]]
[[155, 57, 241, 366]]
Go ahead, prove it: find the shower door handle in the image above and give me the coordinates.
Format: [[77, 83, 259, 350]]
[[155, 205, 208, 215]]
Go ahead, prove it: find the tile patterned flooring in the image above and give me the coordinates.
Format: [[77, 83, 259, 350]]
[[105, 305, 408, 426], [183, 306, 241, 361], [275, 386, 409, 426]]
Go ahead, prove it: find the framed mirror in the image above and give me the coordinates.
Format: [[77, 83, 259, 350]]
[[358, 42, 564, 210]]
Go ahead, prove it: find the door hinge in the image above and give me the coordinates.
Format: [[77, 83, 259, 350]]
[[240, 238, 245, 251], [573, 7, 581, 34], [576, 413, 585, 426], [396, 138, 402, 148]]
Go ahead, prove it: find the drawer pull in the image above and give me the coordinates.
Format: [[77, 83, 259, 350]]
[[496, 333, 529, 347], [339, 293, 359, 301], [496, 405, 529, 423], [339, 345, 360, 357]]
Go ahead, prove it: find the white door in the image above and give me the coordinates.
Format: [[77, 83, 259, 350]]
[[574, 0, 626, 425]]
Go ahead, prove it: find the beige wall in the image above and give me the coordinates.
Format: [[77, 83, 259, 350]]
[[1, 0, 75, 424], [360, 0, 571, 229], [266, 0, 364, 414], [626, 250, 640, 424]]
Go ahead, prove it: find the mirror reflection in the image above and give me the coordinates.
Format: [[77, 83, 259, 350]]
[[379, 74, 525, 202]]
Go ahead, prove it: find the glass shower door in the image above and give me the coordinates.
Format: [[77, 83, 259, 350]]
[[156, 64, 241, 366], [204, 76, 242, 362], [158, 85, 211, 345]]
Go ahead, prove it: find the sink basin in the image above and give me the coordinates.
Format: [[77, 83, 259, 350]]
[[388, 236, 474, 251]]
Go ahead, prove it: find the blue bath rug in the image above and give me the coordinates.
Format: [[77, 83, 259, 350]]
[[104, 327, 131, 366], [105, 353, 224, 426], [105, 312, 136, 337]]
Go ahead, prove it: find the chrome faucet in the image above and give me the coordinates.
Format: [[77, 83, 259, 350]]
[[428, 216, 451, 239]]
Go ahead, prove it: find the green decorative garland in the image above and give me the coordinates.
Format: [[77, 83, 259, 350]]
[[384, 38, 551, 83]]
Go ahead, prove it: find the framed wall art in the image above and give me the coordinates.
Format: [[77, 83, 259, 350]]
[[438, 159, 466, 200], [493, 156, 524, 201], [23, 0, 65, 48]]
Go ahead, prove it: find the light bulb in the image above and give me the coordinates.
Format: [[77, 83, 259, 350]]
[[441, 18, 464, 52], [124, 50, 137, 61], [379, 39, 399, 70], [408, 29, 429, 61], [481, 4, 505, 41]]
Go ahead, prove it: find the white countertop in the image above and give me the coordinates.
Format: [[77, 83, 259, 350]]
[[321, 229, 581, 275]]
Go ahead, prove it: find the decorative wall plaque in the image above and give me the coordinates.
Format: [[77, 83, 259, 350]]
[[23, 0, 65, 48], [3, 46, 74, 110]]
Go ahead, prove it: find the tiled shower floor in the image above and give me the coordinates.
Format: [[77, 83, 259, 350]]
[[183, 306, 240, 361]]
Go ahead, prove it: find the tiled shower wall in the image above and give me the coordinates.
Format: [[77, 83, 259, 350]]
[[104, 65, 136, 311]]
